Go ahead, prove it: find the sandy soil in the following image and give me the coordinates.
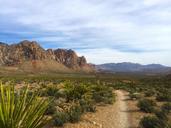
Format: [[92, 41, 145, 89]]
[[61, 90, 131, 128]]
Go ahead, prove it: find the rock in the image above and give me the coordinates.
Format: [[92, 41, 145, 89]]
[[0, 40, 93, 72]]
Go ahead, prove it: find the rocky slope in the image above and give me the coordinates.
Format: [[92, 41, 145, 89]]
[[0, 40, 94, 73]]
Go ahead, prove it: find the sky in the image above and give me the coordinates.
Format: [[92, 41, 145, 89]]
[[0, 0, 171, 66]]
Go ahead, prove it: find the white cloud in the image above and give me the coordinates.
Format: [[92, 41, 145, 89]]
[[77, 48, 171, 66], [143, 0, 171, 6], [0, 0, 171, 65]]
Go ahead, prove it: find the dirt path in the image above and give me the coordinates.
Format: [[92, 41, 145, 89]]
[[63, 90, 130, 128], [113, 90, 130, 128]]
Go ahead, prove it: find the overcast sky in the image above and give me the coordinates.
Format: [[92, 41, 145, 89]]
[[0, 0, 171, 65]]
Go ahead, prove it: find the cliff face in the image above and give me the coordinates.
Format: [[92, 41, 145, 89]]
[[53, 49, 87, 68], [0, 40, 93, 72]]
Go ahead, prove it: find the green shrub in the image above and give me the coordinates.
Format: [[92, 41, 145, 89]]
[[79, 97, 96, 112], [161, 102, 171, 114], [140, 116, 160, 128], [155, 110, 168, 121], [137, 99, 156, 113], [156, 92, 171, 102], [140, 110, 170, 128], [144, 90, 156, 97], [45, 100, 56, 115], [68, 103, 82, 123], [141, 116, 171, 128], [46, 86, 59, 97], [64, 83, 88, 101], [53, 111, 69, 126], [91, 85, 114, 104]]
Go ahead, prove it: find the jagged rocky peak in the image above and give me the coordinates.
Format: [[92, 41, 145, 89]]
[[53, 49, 86, 68], [17, 40, 45, 52], [0, 40, 90, 70], [19, 40, 39, 46]]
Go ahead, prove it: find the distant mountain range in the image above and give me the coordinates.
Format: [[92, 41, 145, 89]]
[[95, 62, 171, 74]]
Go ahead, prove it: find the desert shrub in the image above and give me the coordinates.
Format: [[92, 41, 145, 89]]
[[161, 102, 171, 114], [46, 86, 59, 97], [53, 102, 83, 126], [144, 90, 156, 97], [64, 82, 114, 104], [140, 116, 160, 128], [91, 85, 114, 104], [79, 93, 96, 112], [155, 110, 168, 121], [45, 100, 56, 115], [156, 91, 171, 102], [53, 111, 69, 126], [68, 103, 82, 123], [140, 115, 171, 128], [80, 99, 96, 112], [64, 83, 88, 101], [156, 93, 171, 102], [140, 105, 171, 128], [137, 99, 156, 113]]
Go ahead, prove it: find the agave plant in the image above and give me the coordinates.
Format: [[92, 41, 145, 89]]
[[0, 84, 50, 128]]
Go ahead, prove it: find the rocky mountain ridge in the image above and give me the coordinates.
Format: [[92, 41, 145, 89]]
[[0, 40, 93, 73]]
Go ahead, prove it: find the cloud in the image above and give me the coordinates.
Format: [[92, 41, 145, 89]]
[[0, 0, 171, 65], [77, 48, 171, 66], [143, 0, 170, 6]]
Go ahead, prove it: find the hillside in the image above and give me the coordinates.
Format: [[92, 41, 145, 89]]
[[0, 40, 94, 74], [96, 62, 171, 74]]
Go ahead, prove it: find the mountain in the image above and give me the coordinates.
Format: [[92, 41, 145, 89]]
[[0, 40, 94, 74], [96, 62, 171, 74]]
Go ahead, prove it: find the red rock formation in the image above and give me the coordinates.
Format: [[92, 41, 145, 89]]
[[0, 40, 93, 72]]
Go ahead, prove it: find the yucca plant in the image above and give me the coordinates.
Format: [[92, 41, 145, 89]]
[[0, 84, 50, 128]]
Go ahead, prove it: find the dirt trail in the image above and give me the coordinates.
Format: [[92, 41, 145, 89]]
[[113, 90, 130, 128], [63, 90, 130, 128]]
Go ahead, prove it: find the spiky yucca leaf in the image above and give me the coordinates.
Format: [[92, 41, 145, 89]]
[[0, 84, 50, 128]]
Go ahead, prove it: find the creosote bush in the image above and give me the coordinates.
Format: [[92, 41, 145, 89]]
[[45, 100, 56, 115], [79, 94, 96, 112], [53, 103, 82, 126], [161, 102, 171, 114], [140, 114, 171, 128], [144, 90, 156, 97], [140, 116, 159, 128], [137, 99, 156, 113], [68, 103, 82, 123], [53, 111, 69, 126], [140, 102, 171, 128], [156, 90, 171, 102]]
